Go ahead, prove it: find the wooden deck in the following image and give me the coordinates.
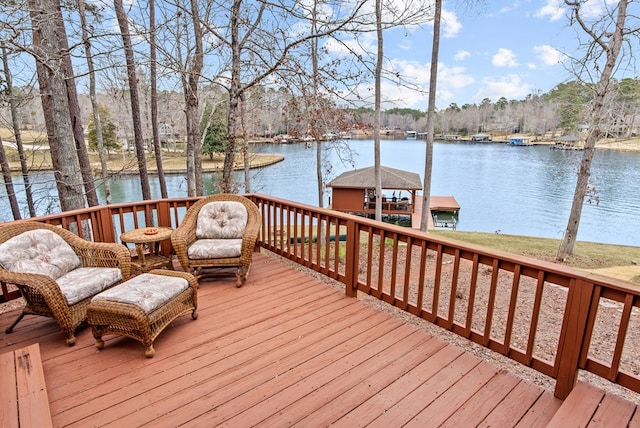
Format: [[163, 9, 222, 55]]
[[1, 252, 638, 427]]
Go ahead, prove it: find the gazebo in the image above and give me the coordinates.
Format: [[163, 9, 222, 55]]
[[327, 166, 422, 216]]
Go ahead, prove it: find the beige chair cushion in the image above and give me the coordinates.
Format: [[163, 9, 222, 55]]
[[57, 267, 123, 305], [0, 229, 81, 279], [188, 238, 243, 259], [196, 201, 248, 240]]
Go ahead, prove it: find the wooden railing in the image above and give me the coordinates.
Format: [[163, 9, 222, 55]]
[[3, 194, 639, 400], [251, 195, 640, 400]]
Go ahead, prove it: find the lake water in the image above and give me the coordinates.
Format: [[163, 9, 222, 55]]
[[2, 139, 639, 247]]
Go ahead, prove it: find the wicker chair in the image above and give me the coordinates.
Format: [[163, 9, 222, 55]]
[[171, 194, 261, 287], [0, 221, 131, 345]]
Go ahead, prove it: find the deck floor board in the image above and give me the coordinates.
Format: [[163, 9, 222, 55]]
[[1, 252, 637, 427]]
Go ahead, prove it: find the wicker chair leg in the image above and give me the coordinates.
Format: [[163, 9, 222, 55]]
[[5, 311, 26, 333], [65, 333, 77, 346], [94, 336, 105, 350], [145, 344, 155, 358], [192, 309, 198, 319], [236, 268, 244, 287]]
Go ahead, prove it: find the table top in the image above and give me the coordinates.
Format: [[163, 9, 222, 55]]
[[120, 227, 173, 244]]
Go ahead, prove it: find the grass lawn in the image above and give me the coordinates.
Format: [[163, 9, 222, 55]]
[[432, 230, 640, 284]]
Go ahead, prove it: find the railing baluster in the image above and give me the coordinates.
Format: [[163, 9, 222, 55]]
[[526, 271, 546, 365], [502, 264, 522, 355], [446, 248, 461, 330], [483, 258, 500, 347], [464, 253, 480, 339]]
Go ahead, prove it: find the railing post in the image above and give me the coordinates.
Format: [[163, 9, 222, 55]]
[[157, 200, 173, 257], [97, 206, 116, 244], [554, 278, 595, 399], [343, 219, 358, 298], [156, 200, 173, 228]]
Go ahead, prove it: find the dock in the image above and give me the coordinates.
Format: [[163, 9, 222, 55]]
[[411, 195, 460, 230]]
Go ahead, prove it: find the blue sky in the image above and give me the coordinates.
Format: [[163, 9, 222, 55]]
[[340, 0, 618, 110]]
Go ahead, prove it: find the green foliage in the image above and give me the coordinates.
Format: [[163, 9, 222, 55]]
[[385, 107, 426, 120], [202, 104, 227, 160], [495, 97, 508, 110], [616, 78, 640, 108], [447, 103, 461, 112], [87, 105, 120, 153], [544, 81, 592, 131], [352, 106, 374, 114]]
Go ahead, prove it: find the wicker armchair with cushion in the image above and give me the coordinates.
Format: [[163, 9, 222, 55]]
[[0, 221, 131, 345], [171, 194, 261, 287]]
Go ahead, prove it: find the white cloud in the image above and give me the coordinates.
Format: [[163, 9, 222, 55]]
[[441, 10, 462, 38], [473, 74, 533, 103], [324, 33, 375, 58], [535, 0, 566, 21], [492, 48, 519, 67], [455, 50, 470, 61], [346, 59, 475, 109], [499, 2, 519, 14], [536, 0, 608, 21], [534, 45, 566, 66], [438, 64, 476, 90]]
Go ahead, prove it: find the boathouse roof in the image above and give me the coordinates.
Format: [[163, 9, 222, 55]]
[[327, 166, 422, 190]]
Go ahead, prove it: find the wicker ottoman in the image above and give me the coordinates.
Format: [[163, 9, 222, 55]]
[[87, 269, 198, 357]]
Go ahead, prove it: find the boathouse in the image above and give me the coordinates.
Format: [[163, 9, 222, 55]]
[[327, 166, 461, 231], [551, 135, 585, 150], [327, 166, 422, 217], [470, 133, 492, 142]]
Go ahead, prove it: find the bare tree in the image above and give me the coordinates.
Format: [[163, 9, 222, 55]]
[[185, 0, 204, 196], [149, 0, 168, 199], [78, 0, 112, 204], [28, 0, 85, 212], [373, 0, 383, 222], [0, 95, 20, 218], [54, 3, 99, 207], [558, 0, 635, 257], [218, 0, 371, 193], [420, 0, 441, 232], [1, 43, 34, 217], [114, 0, 152, 201]]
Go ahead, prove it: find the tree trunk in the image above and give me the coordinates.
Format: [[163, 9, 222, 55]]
[[149, 0, 168, 199], [78, 0, 112, 204], [420, 0, 441, 232], [190, 0, 204, 196], [558, 0, 628, 257], [2, 44, 34, 217], [0, 135, 21, 219], [29, 0, 86, 213], [114, 0, 152, 201], [223, 0, 242, 194], [185, 95, 199, 196], [311, 4, 324, 209], [241, 92, 251, 192], [373, 0, 383, 222], [44, 0, 98, 206], [181, 0, 204, 197]]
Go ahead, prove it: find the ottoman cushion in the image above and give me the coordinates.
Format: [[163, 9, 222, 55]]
[[91, 273, 189, 314]]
